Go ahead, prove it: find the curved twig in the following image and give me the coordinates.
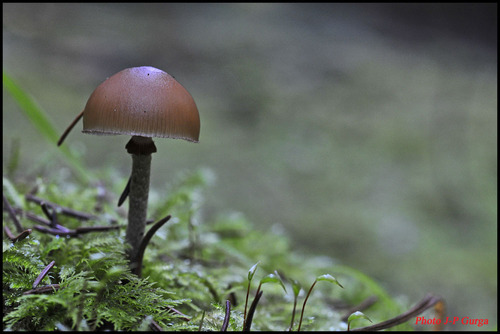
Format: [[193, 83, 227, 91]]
[[221, 300, 231, 331], [33, 224, 120, 237], [26, 194, 102, 221], [3, 194, 24, 232], [350, 293, 444, 331], [166, 306, 190, 322], [4, 226, 32, 242], [23, 284, 61, 295], [57, 110, 84, 146], [132, 215, 171, 277], [149, 319, 164, 331], [33, 260, 56, 289]]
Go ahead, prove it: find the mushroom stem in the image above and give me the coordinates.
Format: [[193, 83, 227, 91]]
[[125, 136, 157, 265]]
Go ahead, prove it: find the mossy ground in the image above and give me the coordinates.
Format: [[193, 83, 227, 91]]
[[3, 169, 412, 331]]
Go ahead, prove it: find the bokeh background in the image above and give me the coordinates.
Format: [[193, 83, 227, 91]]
[[3, 3, 497, 330]]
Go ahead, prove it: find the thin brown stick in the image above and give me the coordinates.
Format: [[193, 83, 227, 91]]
[[149, 319, 164, 331], [26, 194, 102, 221], [13, 208, 50, 225], [3, 225, 16, 240], [350, 293, 444, 331], [57, 110, 84, 146], [40, 202, 59, 228], [221, 300, 231, 331], [15, 207, 126, 230], [33, 224, 122, 237], [166, 306, 190, 322], [33, 260, 56, 289], [3, 194, 24, 232], [13, 208, 70, 232], [4, 226, 32, 242], [132, 215, 171, 277], [23, 284, 61, 295], [33, 225, 77, 236], [26, 194, 119, 224], [39, 202, 74, 232]]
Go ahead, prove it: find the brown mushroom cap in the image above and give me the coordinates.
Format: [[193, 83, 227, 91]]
[[82, 66, 200, 142]]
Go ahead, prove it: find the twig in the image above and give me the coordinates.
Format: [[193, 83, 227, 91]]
[[23, 284, 61, 295], [13, 207, 51, 225], [3, 194, 24, 232], [166, 306, 191, 322], [33, 225, 77, 236], [132, 215, 171, 277], [33, 224, 121, 237], [4, 226, 32, 242], [221, 300, 231, 331], [26, 194, 110, 222], [33, 260, 56, 289], [39, 202, 71, 232], [350, 293, 444, 331], [243, 290, 263, 331], [16, 207, 127, 231], [57, 109, 84, 146], [149, 319, 164, 331], [3, 225, 16, 240], [40, 202, 59, 227]]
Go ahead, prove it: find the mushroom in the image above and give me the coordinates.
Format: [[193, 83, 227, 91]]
[[58, 66, 200, 266]]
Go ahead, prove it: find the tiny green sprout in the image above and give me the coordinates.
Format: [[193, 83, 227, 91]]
[[248, 261, 260, 281], [291, 279, 302, 298], [243, 269, 287, 331], [243, 261, 260, 325], [316, 274, 344, 288], [347, 311, 372, 331], [288, 279, 302, 331], [297, 274, 343, 331]]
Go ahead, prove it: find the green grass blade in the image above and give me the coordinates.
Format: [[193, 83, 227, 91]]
[[3, 71, 90, 183]]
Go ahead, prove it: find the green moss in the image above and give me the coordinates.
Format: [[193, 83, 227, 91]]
[[3, 169, 408, 331]]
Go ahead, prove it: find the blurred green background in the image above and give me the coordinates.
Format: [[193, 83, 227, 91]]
[[3, 3, 497, 330]]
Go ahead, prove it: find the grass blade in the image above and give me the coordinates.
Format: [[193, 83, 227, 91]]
[[3, 71, 90, 182]]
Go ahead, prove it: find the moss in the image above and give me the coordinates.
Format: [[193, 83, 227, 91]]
[[3, 169, 408, 331]]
